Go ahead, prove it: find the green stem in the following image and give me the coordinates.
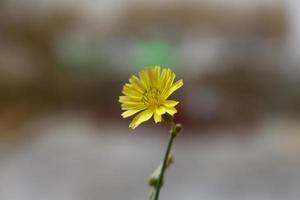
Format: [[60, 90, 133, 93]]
[[154, 121, 179, 200]]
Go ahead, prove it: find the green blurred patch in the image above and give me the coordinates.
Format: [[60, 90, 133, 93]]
[[132, 39, 177, 69]]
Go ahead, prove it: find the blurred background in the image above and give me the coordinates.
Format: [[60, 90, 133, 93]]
[[0, 0, 300, 199]]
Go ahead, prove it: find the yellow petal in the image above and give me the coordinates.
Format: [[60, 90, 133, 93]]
[[164, 100, 179, 107], [153, 111, 162, 123], [156, 106, 166, 115], [119, 95, 141, 103], [146, 67, 156, 89], [161, 69, 176, 96], [119, 100, 144, 106], [121, 108, 145, 118], [163, 106, 177, 115], [164, 79, 183, 99], [160, 69, 170, 90], [129, 75, 146, 92], [158, 68, 167, 91], [154, 66, 161, 80], [129, 109, 153, 129], [139, 70, 150, 89], [151, 66, 161, 88], [121, 104, 146, 111], [122, 84, 142, 98]]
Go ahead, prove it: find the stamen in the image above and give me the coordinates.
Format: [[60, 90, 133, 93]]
[[142, 87, 161, 106]]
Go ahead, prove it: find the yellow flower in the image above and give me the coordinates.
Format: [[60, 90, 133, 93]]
[[119, 66, 183, 129]]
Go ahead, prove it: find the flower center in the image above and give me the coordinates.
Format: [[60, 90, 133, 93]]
[[142, 87, 161, 106]]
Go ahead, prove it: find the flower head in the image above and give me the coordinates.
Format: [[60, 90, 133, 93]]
[[119, 66, 183, 129]]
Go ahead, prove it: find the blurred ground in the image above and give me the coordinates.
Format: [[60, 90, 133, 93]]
[[0, 113, 300, 200]]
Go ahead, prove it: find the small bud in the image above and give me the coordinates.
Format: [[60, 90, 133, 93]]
[[175, 123, 182, 133], [148, 154, 174, 187]]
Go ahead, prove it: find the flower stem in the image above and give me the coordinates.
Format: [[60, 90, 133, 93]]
[[153, 121, 181, 200]]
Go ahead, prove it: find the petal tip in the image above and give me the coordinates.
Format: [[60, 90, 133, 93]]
[[129, 123, 137, 129]]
